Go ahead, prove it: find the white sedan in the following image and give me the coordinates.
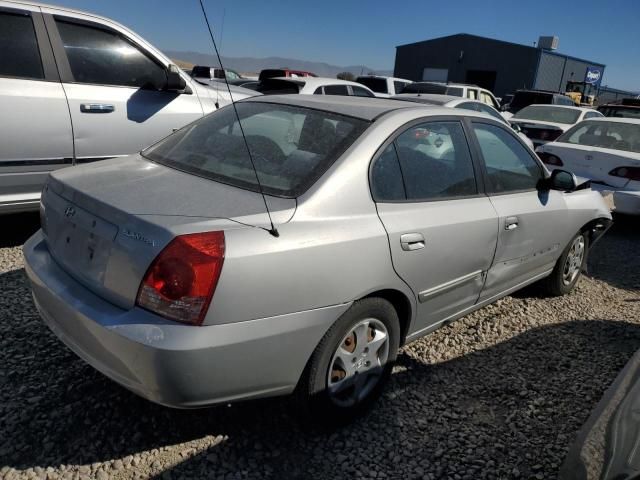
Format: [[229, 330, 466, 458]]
[[511, 105, 604, 148], [392, 93, 535, 149], [256, 77, 376, 97], [537, 118, 640, 214]]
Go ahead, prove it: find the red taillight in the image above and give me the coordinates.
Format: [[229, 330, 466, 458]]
[[609, 166, 640, 181], [538, 152, 564, 166], [136, 231, 225, 325]]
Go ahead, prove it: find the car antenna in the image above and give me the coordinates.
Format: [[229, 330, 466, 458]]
[[198, 0, 279, 238]]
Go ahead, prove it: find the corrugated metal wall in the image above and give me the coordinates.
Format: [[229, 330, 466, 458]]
[[534, 52, 605, 93], [534, 53, 565, 90]]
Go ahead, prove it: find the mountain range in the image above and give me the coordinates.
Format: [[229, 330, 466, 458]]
[[164, 50, 393, 78]]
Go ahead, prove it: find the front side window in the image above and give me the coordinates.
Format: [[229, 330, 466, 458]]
[[323, 84, 350, 96], [393, 81, 407, 94], [351, 86, 374, 97], [558, 121, 640, 153], [393, 121, 477, 200], [473, 123, 542, 193], [56, 19, 167, 89], [143, 102, 369, 197], [0, 12, 44, 80], [356, 77, 388, 94], [584, 111, 603, 120]]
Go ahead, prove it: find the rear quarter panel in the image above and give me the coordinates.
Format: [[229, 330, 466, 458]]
[[206, 110, 421, 329]]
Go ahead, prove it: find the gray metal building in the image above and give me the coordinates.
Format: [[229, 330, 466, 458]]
[[394, 33, 611, 100]]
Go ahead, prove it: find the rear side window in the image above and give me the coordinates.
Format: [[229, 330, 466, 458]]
[[394, 122, 477, 200], [0, 11, 44, 80], [143, 102, 369, 198], [473, 123, 542, 193], [55, 19, 167, 89], [393, 81, 407, 94], [466, 89, 478, 100], [371, 144, 406, 201], [403, 83, 448, 95], [323, 85, 350, 96]]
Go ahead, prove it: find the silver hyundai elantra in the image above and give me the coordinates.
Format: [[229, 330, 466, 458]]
[[24, 95, 612, 420]]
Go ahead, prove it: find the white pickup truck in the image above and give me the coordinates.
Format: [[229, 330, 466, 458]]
[[0, 0, 257, 214]]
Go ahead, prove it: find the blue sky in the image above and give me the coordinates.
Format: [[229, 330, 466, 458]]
[[53, 0, 639, 91]]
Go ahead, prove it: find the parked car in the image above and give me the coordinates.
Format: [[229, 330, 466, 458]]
[[510, 105, 603, 148], [258, 69, 316, 81], [392, 93, 535, 149], [537, 118, 640, 215], [597, 98, 640, 119], [506, 89, 576, 114], [256, 77, 375, 97], [355, 75, 412, 98], [0, 0, 257, 215], [190, 65, 243, 82], [24, 95, 612, 420], [559, 347, 640, 479], [402, 82, 501, 110]]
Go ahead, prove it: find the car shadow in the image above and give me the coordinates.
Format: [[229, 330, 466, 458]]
[[587, 213, 640, 292], [0, 212, 40, 248], [2, 263, 639, 479]]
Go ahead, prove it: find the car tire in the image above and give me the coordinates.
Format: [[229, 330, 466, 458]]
[[543, 231, 589, 296], [295, 297, 400, 424]]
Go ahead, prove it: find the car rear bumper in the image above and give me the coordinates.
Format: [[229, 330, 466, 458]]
[[24, 231, 349, 408], [590, 184, 640, 215]]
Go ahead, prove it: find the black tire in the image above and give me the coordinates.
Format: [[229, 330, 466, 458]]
[[295, 297, 400, 424], [543, 230, 589, 296]]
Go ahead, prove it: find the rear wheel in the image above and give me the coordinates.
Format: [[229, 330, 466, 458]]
[[296, 298, 400, 423], [543, 231, 588, 296]]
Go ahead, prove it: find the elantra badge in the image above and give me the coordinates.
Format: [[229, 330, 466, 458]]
[[64, 206, 76, 218]]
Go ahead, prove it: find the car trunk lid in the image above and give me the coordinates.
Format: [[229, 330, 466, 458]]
[[42, 155, 295, 309]]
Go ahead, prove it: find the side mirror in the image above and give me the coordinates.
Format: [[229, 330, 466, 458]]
[[500, 103, 510, 112], [165, 64, 187, 92], [511, 123, 522, 133], [545, 169, 578, 192]]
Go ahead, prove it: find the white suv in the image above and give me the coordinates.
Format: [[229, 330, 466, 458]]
[[403, 82, 501, 110], [0, 0, 256, 214], [355, 75, 413, 98]]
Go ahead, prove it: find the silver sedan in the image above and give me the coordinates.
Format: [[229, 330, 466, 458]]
[[24, 95, 612, 421]]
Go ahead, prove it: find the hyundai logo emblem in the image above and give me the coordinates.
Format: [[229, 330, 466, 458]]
[[64, 206, 76, 218]]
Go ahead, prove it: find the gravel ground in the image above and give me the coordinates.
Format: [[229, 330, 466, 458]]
[[1, 213, 639, 480]]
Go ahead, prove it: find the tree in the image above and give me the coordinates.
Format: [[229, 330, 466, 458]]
[[337, 72, 355, 81]]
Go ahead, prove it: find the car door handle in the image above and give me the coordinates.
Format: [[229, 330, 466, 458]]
[[80, 103, 115, 113], [505, 217, 519, 231], [400, 233, 425, 251]]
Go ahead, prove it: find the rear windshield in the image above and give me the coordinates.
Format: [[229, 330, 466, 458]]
[[598, 106, 640, 119], [191, 66, 212, 78], [356, 77, 388, 94], [513, 106, 581, 124], [558, 121, 640, 153], [510, 92, 553, 112], [401, 83, 463, 97], [142, 102, 369, 198], [259, 69, 286, 81], [256, 79, 301, 95]]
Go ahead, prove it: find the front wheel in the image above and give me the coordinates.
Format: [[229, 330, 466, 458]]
[[543, 231, 588, 296], [295, 298, 400, 423]]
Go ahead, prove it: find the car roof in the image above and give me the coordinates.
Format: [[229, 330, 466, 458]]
[[356, 75, 412, 82], [241, 95, 452, 121], [391, 93, 462, 106], [7, 0, 119, 24], [267, 77, 369, 89], [582, 117, 640, 125], [522, 104, 594, 113]]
